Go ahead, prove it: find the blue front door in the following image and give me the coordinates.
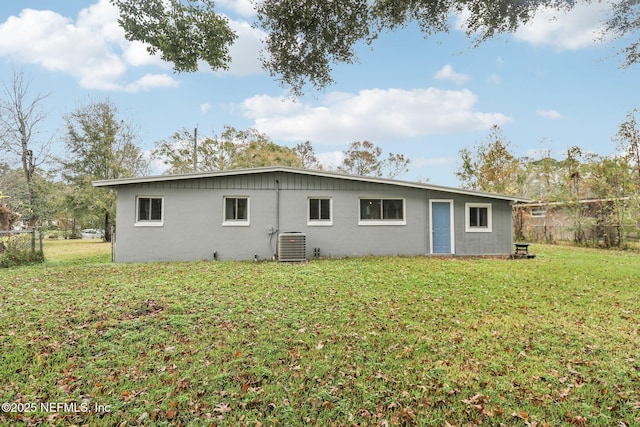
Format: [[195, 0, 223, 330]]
[[432, 202, 452, 254]]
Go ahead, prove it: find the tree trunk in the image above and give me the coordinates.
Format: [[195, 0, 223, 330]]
[[104, 210, 111, 242]]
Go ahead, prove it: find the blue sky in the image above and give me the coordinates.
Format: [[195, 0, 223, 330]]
[[0, 0, 638, 186]]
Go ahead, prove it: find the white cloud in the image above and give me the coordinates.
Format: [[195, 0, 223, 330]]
[[201, 103, 211, 114], [434, 65, 470, 85], [240, 88, 511, 144], [487, 73, 501, 85], [144, 148, 167, 176], [124, 74, 181, 93], [214, 18, 265, 76], [0, 8, 117, 77], [123, 41, 169, 68], [316, 151, 344, 171], [454, 2, 608, 51], [0, 0, 178, 92], [537, 109, 564, 120], [513, 2, 608, 50], [217, 0, 256, 18], [76, 0, 121, 40]]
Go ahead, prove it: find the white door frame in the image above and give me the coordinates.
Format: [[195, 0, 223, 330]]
[[429, 199, 455, 254]]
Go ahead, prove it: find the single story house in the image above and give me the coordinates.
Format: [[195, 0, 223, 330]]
[[93, 166, 529, 262]]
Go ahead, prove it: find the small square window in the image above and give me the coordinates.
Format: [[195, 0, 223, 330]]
[[223, 197, 249, 225], [465, 203, 492, 232], [308, 198, 332, 225], [136, 196, 163, 226]]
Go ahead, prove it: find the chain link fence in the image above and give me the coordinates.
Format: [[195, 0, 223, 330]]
[[0, 229, 44, 267], [519, 222, 640, 247]]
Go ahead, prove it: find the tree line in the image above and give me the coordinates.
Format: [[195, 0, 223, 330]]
[[456, 119, 640, 247], [2, 70, 639, 247], [0, 72, 409, 238]]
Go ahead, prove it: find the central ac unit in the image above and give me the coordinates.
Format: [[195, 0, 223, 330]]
[[278, 232, 306, 262]]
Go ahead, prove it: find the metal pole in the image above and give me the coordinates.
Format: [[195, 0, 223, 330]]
[[111, 225, 115, 263], [193, 126, 198, 172]]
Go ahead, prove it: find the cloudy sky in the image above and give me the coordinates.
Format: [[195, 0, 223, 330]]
[[0, 0, 638, 186]]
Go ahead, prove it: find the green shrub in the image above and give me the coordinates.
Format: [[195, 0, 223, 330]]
[[0, 249, 45, 268], [0, 234, 45, 268]]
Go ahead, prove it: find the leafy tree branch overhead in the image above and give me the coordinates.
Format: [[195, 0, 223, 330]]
[[111, 0, 639, 95], [111, 0, 237, 73]]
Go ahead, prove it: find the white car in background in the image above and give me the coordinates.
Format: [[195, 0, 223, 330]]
[[80, 229, 105, 239]]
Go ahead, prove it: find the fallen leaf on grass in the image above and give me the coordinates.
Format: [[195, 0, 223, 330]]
[[214, 402, 232, 413], [566, 415, 587, 425], [512, 411, 528, 421], [462, 394, 489, 405]]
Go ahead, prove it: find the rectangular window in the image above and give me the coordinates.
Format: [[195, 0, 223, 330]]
[[469, 206, 488, 227], [359, 198, 405, 225], [465, 203, 492, 232], [531, 207, 546, 217], [224, 197, 249, 225], [136, 196, 163, 226], [308, 198, 332, 225]]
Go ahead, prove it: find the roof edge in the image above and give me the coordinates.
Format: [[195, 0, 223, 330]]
[[92, 166, 531, 202]]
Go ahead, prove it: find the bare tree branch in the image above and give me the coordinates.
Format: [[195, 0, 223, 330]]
[[0, 70, 53, 227]]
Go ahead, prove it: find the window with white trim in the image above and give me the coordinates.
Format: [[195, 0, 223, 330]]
[[465, 203, 492, 232], [223, 197, 249, 225], [136, 196, 163, 226], [308, 197, 332, 225], [359, 198, 405, 225]]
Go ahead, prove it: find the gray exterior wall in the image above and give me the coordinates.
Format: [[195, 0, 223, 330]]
[[113, 171, 514, 262]]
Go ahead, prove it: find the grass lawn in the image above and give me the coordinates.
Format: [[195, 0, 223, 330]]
[[41, 238, 112, 264], [0, 242, 638, 426]]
